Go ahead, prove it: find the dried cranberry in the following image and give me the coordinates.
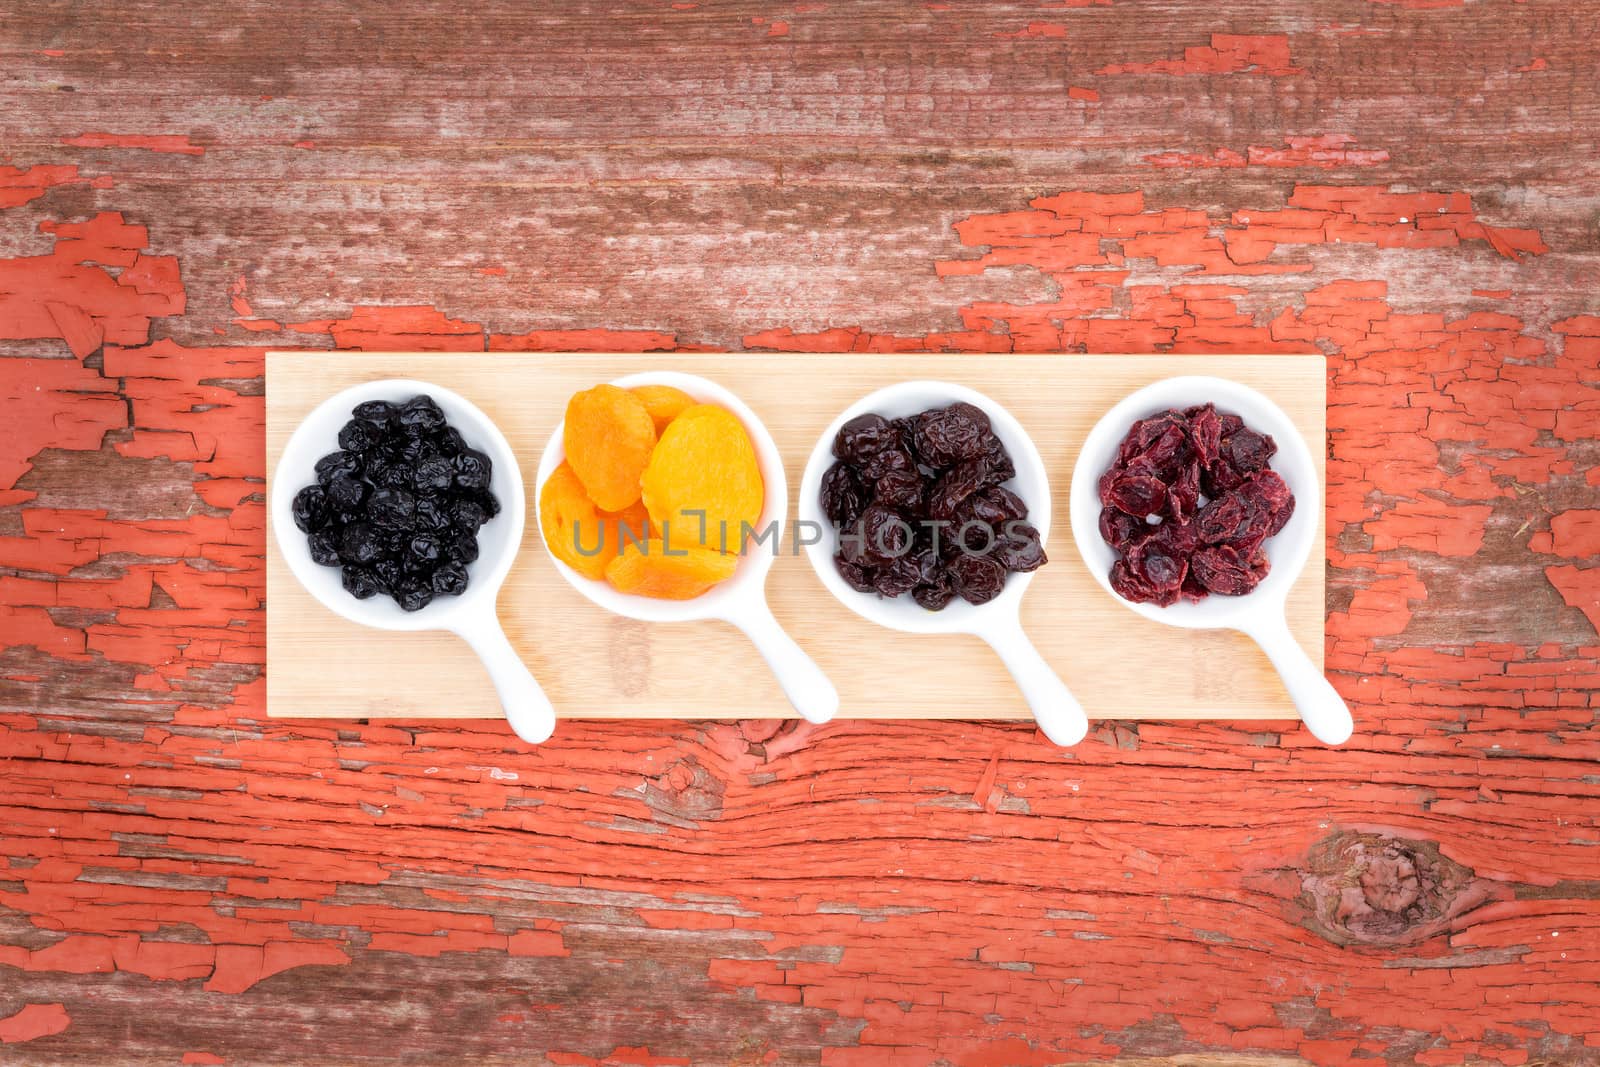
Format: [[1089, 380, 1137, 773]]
[[1098, 507, 1148, 552], [1098, 403, 1294, 604]]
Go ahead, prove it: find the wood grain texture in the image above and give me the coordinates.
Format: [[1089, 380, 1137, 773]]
[[3, 0, 1599, 1064], [266, 352, 1325, 721]]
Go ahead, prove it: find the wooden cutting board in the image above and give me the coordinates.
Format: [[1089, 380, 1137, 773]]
[[265, 352, 1325, 721]]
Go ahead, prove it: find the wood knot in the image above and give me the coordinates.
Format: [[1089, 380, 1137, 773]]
[[638, 755, 725, 825], [1291, 829, 1504, 948]]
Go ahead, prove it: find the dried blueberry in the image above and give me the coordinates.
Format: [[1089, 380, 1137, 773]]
[[315, 449, 362, 485], [451, 531, 480, 563], [412, 495, 451, 532], [353, 399, 397, 427], [338, 418, 380, 454], [406, 534, 443, 571], [394, 579, 434, 613], [413, 455, 455, 494], [452, 449, 492, 492], [398, 394, 446, 434], [450, 498, 488, 531], [435, 426, 467, 456], [340, 522, 382, 564], [341, 565, 385, 600], [430, 561, 470, 597], [292, 484, 329, 533], [325, 473, 367, 512], [366, 487, 416, 529], [307, 528, 341, 565]]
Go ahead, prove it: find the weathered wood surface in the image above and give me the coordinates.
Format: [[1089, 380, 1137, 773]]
[[2, 1, 1598, 1064]]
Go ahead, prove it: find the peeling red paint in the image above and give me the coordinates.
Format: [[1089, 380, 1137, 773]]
[[1097, 34, 1301, 76], [0, 1003, 71, 1044], [60, 132, 205, 156]]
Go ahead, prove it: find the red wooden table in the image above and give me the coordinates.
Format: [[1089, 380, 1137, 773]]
[[3, 3, 1598, 1064]]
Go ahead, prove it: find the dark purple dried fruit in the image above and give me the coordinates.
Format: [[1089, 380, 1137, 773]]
[[307, 529, 341, 565], [858, 504, 912, 564], [366, 487, 416, 529], [431, 561, 470, 596], [295, 393, 498, 610], [341, 565, 385, 600], [315, 449, 362, 486], [398, 394, 446, 434], [1222, 427, 1276, 474], [353, 399, 398, 427], [452, 449, 492, 491], [834, 553, 877, 593], [927, 457, 991, 522], [912, 575, 957, 611], [413, 455, 455, 494], [394, 578, 434, 613], [338, 418, 380, 454], [859, 445, 915, 482], [325, 474, 368, 512], [292, 484, 329, 533]]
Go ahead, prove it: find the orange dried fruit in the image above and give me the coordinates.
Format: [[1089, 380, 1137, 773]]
[[641, 404, 764, 553], [563, 384, 657, 511], [630, 384, 697, 434], [604, 539, 738, 600], [539, 462, 652, 580]]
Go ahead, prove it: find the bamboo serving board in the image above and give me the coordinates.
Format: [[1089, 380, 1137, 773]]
[[266, 352, 1325, 722]]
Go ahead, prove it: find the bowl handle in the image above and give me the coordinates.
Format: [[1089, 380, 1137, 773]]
[[454, 615, 557, 745], [1241, 616, 1353, 745], [980, 615, 1089, 747], [723, 598, 839, 724]]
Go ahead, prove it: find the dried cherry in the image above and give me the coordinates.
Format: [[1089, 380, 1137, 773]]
[[822, 400, 1045, 610]]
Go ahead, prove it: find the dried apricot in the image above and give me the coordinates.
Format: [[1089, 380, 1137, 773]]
[[604, 539, 738, 600], [640, 404, 764, 552], [563, 385, 657, 511], [539, 462, 651, 580], [630, 384, 697, 434]]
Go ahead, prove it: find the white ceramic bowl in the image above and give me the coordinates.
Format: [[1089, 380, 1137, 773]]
[[1068, 374, 1352, 744], [270, 378, 554, 744], [536, 371, 837, 724], [798, 381, 1088, 747]]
